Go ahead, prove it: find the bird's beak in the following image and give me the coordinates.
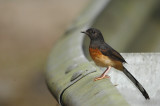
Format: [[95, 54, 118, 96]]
[[81, 31, 89, 35]]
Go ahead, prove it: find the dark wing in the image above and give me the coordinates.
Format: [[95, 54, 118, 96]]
[[99, 44, 127, 63]]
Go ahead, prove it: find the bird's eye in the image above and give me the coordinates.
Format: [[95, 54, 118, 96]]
[[92, 30, 96, 34], [93, 31, 97, 34]]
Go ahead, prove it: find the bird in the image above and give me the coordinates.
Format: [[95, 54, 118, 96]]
[[81, 28, 150, 100]]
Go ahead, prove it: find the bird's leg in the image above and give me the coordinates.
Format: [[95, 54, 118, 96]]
[[94, 66, 111, 81]]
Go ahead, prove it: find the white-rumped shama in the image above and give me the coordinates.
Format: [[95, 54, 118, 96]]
[[81, 28, 150, 100]]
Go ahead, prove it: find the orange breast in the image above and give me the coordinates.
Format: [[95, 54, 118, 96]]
[[89, 48, 123, 70]]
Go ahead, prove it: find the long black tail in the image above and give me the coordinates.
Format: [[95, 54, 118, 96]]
[[122, 67, 150, 99]]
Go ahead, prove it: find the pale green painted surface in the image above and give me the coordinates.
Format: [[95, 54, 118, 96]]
[[46, 0, 160, 105]]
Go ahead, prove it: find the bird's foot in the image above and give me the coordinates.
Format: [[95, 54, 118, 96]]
[[94, 75, 110, 81]]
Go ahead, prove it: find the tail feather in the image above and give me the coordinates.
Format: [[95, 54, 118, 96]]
[[123, 67, 150, 99]]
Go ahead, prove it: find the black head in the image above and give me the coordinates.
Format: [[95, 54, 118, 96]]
[[81, 28, 104, 42]]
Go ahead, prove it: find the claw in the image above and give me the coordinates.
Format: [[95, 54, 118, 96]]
[[94, 75, 110, 81]]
